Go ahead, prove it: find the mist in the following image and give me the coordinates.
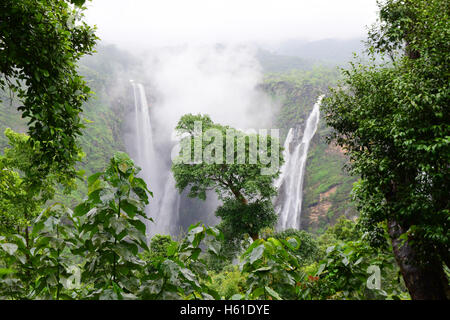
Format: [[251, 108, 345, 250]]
[[84, 0, 378, 50], [123, 44, 276, 235], [146, 44, 274, 133]]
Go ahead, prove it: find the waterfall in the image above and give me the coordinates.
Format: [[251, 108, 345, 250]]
[[274, 95, 323, 230], [157, 173, 181, 235], [129, 81, 179, 236], [130, 81, 156, 191]]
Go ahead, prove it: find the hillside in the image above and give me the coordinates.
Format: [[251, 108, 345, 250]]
[[261, 67, 357, 232], [0, 45, 138, 205]]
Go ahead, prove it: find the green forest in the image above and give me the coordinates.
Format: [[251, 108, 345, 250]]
[[0, 0, 448, 301]]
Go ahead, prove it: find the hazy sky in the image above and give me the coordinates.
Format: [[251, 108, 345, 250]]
[[84, 0, 379, 48]]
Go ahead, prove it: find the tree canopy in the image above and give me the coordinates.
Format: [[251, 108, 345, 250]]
[[172, 114, 283, 240], [323, 0, 449, 299], [0, 0, 97, 183]]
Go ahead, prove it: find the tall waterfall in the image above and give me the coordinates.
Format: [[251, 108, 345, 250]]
[[274, 95, 324, 230], [129, 81, 179, 236], [130, 81, 156, 193], [158, 173, 181, 235]]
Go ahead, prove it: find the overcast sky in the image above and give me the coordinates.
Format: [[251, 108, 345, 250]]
[[84, 0, 379, 48]]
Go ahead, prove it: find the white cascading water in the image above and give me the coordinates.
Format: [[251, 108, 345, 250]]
[[157, 173, 181, 235], [129, 81, 179, 236], [130, 81, 156, 193], [274, 95, 324, 230]]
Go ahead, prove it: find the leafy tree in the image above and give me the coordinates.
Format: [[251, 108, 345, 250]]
[[313, 239, 406, 300], [72, 152, 151, 298], [145, 235, 177, 261], [0, 129, 74, 241], [0, 152, 224, 300], [272, 229, 320, 266], [172, 114, 283, 240], [317, 217, 364, 255], [239, 236, 304, 300], [208, 265, 247, 299], [138, 222, 223, 300], [0, 0, 97, 183], [323, 0, 449, 299], [0, 164, 25, 235]]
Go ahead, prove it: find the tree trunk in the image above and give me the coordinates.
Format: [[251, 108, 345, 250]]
[[230, 187, 259, 240], [231, 188, 248, 205], [249, 232, 259, 241], [387, 219, 449, 300]]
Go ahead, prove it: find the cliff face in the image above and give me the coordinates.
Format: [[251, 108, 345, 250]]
[[263, 70, 358, 234], [300, 140, 358, 233]]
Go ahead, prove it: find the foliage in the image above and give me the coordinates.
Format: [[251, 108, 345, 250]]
[[311, 239, 407, 300], [173, 114, 282, 202], [215, 199, 277, 242], [0, 153, 224, 300], [208, 265, 247, 299], [0, 129, 76, 238], [172, 114, 283, 240], [272, 229, 319, 266], [0, 44, 134, 207], [0, 162, 27, 235], [143, 235, 178, 261], [323, 0, 449, 299], [318, 217, 362, 250], [0, 150, 410, 300], [206, 199, 278, 269], [71, 152, 151, 298], [238, 236, 305, 300], [0, 0, 98, 183], [138, 222, 223, 300]]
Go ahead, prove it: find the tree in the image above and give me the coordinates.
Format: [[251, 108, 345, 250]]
[[0, 152, 224, 300], [323, 0, 449, 299], [72, 151, 152, 298], [0, 0, 97, 183], [272, 228, 319, 266], [172, 114, 283, 240], [0, 129, 72, 243]]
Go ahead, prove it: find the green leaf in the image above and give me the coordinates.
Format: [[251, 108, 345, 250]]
[[129, 219, 147, 234], [0, 243, 18, 255], [265, 286, 282, 300], [88, 172, 103, 187], [254, 266, 272, 272], [118, 162, 128, 173], [317, 263, 326, 276], [121, 200, 138, 218], [70, 0, 87, 7], [74, 203, 90, 217], [251, 287, 265, 299], [249, 244, 264, 264], [288, 236, 301, 248]]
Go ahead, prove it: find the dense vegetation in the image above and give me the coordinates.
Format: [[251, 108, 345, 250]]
[[0, 0, 448, 300], [0, 0, 97, 184], [323, 0, 449, 299]]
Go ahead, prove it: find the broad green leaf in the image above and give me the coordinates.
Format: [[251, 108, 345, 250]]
[[88, 172, 103, 187], [249, 244, 264, 264], [0, 243, 18, 255], [265, 286, 282, 300]]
